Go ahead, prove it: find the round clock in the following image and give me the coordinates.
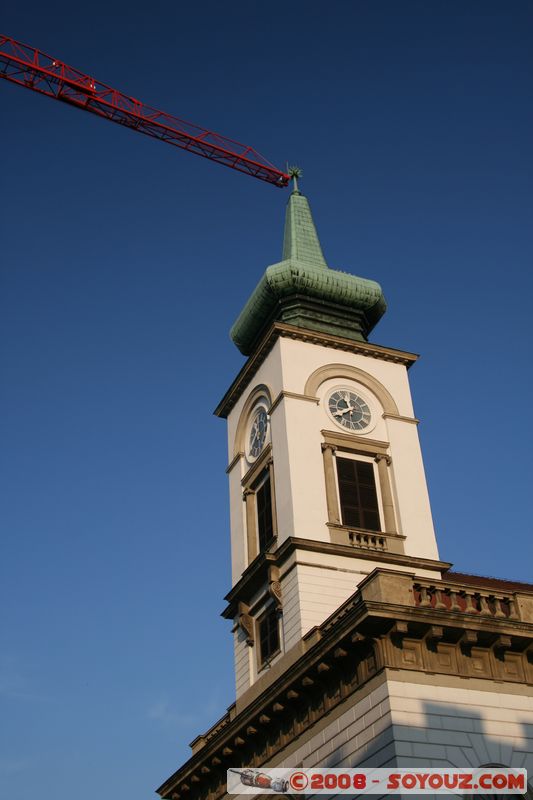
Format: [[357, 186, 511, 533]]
[[248, 406, 269, 459], [328, 388, 372, 432]]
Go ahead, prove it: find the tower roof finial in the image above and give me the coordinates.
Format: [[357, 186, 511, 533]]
[[287, 165, 303, 195]]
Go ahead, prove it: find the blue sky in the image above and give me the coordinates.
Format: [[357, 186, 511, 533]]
[[1, 2, 532, 799]]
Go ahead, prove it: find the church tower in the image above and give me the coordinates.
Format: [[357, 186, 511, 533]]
[[215, 176, 444, 701], [157, 178, 533, 800]]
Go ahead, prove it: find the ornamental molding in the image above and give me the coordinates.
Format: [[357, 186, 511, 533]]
[[321, 429, 390, 456], [305, 363, 400, 415], [274, 323, 417, 367], [214, 322, 418, 420], [382, 412, 420, 425], [268, 390, 319, 415], [374, 453, 392, 466], [225, 451, 244, 474], [222, 537, 451, 620], [231, 384, 272, 459], [321, 441, 337, 453]]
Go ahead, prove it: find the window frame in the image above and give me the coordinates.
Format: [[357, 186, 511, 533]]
[[334, 452, 383, 532], [255, 469, 275, 552], [256, 603, 282, 670], [241, 445, 278, 564], [321, 429, 403, 551]]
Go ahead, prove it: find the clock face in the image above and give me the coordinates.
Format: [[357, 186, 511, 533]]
[[328, 389, 372, 431], [248, 407, 269, 459]]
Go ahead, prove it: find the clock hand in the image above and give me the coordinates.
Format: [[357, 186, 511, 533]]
[[334, 407, 351, 416]]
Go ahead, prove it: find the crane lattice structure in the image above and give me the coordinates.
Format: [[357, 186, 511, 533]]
[[0, 34, 289, 188]]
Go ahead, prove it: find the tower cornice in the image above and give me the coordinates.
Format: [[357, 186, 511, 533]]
[[214, 322, 419, 419], [221, 537, 450, 620]]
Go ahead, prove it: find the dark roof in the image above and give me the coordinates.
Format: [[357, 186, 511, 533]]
[[445, 570, 533, 594]]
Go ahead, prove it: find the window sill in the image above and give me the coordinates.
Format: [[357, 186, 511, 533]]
[[258, 647, 282, 673]]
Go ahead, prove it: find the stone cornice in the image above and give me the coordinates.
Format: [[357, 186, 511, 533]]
[[221, 550, 278, 619], [225, 452, 244, 475], [382, 412, 420, 424], [221, 537, 450, 619], [268, 390, 319, 415], [214, 322, 419, 420], [321, 429, 390, 455], [157, 567, 533, 800]]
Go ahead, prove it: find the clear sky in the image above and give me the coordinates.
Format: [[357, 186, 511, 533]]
[[1, 2, 532, 799]]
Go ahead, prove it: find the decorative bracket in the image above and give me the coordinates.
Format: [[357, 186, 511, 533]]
[[392, 620, 408, 638], [492, 635, 512, 653], [459, 629, 478, 650], [424, 625, 444, 643], [268, 565, 282, 611], [238, 601, 254, 647]]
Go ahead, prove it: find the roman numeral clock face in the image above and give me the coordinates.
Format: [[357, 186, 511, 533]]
[[328, 389, 372, 431], [248, 407, 269, 459]]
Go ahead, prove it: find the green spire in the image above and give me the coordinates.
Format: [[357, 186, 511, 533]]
[[282, 167, 327, 267], [282, 194, 328, 267]]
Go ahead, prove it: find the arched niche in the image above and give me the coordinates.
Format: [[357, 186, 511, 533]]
[[304, 363, 399, 416], [233, 383, 273, 458]]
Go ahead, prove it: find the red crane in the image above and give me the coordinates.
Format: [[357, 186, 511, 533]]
[[0, 34, 289, 188]]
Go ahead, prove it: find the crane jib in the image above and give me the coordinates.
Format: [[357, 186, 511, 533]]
[[0, 34, 289, 187]]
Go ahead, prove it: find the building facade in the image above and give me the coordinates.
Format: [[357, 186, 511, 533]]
[[157, 182, 533, 800]]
